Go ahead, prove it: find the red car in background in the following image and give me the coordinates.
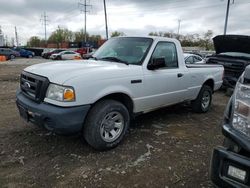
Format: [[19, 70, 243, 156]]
[[75, 47, 93, 57], [42, 49, 65, 59]]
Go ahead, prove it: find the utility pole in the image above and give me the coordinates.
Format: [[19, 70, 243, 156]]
[[78, 0, 92, 46], [177, 19, 181, 36], [15, 26, 18, 46], [40, 12, 48, 47], [103, 0, 109, 39], [5, 35, 8, 46], [224, 0, 234, 35]]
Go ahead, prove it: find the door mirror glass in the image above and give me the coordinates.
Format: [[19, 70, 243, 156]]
[[148, 57, 165, 70]]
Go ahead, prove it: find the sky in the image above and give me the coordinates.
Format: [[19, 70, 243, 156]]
[[0, 0, 249, 45]]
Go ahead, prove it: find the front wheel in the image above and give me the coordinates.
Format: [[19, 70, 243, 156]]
[[191, 85, 212, 113], [56, 56, 62, 60], [83, 99, 130, 151]]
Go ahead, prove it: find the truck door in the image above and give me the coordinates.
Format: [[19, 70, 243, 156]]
[[141, 41, 188, 111]]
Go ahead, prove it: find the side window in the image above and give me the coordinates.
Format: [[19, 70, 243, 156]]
[[185, 56, 194, 64], [194, 56, 202, 62], [151, 42, 178, 68]]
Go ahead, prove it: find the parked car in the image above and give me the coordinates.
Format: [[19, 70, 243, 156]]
[[75, 47, 92, 57], [0, 48, 20, 60], [16, 36, 224, 150], [210, 65, 250, 187], [41, 48, 54, 58], [50, 51, 81, 60], [82, 51, 94, 59], [13, 48, 34, 58], [206, 35, 250, 88], [184, 53, 204, 64], [42, 49, 65, 59]]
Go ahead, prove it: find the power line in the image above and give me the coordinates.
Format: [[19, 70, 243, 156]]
[[40, 12, 49, 46], [78, 0, 92, 44]]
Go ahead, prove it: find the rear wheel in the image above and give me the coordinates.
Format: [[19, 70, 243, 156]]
[[10, 55, 15, 59], [83, 99, 130, 151], [191, 85, 212, 113]]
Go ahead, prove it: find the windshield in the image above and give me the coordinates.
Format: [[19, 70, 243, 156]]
[[93, 37, 153, 65], [219, 52, 250, 59]]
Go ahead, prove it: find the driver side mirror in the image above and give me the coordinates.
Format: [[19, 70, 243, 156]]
[[148, 57, 165, 70]]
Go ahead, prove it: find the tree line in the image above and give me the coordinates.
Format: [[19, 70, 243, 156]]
[[27, 27, 214, 50]]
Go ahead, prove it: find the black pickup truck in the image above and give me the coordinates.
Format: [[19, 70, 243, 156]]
[[206, 35, 250, 88]]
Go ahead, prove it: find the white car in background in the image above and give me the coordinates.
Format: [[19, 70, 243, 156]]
[[50, 51, 81, 60], [184, 53, 204, 64]]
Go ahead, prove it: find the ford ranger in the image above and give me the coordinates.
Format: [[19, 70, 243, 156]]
[[16, 36, 224, 150]]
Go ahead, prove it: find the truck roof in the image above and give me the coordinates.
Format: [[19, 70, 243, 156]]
[[113, 36, 179, 43]]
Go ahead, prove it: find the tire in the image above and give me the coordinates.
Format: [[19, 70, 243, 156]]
[[191, 85, 212, 113], [83, 99, 130, 151], [10, 55, 15, 59], [28, 55, 33, 58]]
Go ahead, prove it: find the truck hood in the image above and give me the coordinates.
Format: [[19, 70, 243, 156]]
[[213, 35, 250, 54], [24, 60, 140, 84]]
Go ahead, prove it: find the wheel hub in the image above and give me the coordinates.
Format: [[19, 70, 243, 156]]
[[100, 111, 124, 142], [202, 91, 210, 109]]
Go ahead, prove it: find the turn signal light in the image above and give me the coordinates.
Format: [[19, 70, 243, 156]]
[[63, 89, 75, 101]]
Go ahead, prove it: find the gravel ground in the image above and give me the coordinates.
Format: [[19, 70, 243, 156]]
[[0, 58, 230, 188]]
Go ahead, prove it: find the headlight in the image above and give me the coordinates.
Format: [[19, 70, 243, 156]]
[[46, 83, 75, 102], [232, 81, 250, 137]]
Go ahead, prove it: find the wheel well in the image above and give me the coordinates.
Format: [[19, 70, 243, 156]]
[[96, 93, 134, 115], [203, 79, 214, 91]]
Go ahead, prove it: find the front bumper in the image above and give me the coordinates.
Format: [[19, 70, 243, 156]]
[[210, 124, 250, 187], [16, 89, 91, 135]]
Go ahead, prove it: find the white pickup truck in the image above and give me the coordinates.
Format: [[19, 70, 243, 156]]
[[16, 36, 224, 150]]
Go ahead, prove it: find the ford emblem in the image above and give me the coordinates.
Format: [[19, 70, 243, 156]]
[[24, 82, 31, 88]]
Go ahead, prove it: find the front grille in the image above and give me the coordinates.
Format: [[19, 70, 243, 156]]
[[20, 71, 49, 103]]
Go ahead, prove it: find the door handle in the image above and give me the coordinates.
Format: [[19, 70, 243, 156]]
[[177, 73, 184, 78]]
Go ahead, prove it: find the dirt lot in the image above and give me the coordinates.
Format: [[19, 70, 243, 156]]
[[0, 58, 229, 188]]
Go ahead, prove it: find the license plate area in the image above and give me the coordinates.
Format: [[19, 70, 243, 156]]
[[222, 159, 250, 185], [227, 165, 247, 182]]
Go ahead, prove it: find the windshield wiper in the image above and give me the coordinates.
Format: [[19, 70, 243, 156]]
[[99, 56, 129, 65]]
